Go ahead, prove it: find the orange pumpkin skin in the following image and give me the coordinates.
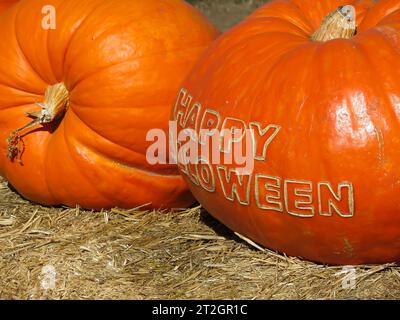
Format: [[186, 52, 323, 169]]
[[175, 0, 400, 265], [0, 0, 17, 13], [0, 0, 219, 210]]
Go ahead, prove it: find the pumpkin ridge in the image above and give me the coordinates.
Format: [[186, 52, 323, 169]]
[[83, 144, 184, 179], [360, 1, 400, 30], [353, 34, 400, 139], [227, 41, 319, 171], [41, 120, 61, 205], [0, 82, 42, 99], [0, 102, 40, 113], [63, 106, 181, 176], [57, 116, 113, 207], [13, 5, 53, 85], [47, 109, 118, 207], [67, 44, 212, 94], [289, 0, 320, 30], [187, 33, 307, 110], [44, 12, 58, 84], [245, 16, 312, 38], [374, 24, 400, 55], [61, 124, 186, 209], [62, 103, 149, 156], [376, 9, 400, 28], [80, 12, 152, 43], [0, 85, 43, 109], [60, 3, 107, 81], [247, 41, 315, 104]]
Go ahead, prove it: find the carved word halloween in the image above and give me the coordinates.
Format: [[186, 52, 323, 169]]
[[147, 88, 355, 218], [180, 166, 354, 218]]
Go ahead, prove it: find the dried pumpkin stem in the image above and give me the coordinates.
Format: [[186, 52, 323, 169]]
[[7, 82, 69, 161], [311, 5, 356, 42]]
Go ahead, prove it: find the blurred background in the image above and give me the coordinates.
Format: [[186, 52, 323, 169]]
[[188, 0, 269, 31]]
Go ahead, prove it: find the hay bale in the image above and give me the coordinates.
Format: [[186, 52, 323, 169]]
[[1, 176, 400, 299]]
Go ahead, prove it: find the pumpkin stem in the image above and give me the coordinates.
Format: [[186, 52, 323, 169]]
[[7, 83, 69, 162], [311, 5, 356, 42]]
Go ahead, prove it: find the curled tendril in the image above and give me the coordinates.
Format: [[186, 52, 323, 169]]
[[7, 133, 25, 165]]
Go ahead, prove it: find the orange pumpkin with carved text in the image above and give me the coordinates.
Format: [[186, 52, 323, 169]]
[[174, 0, 400, 265], [0, 0, 218, 209]]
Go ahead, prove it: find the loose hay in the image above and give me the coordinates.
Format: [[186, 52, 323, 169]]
[[1, 0, 399, 300], [1, 176, 400, 300]]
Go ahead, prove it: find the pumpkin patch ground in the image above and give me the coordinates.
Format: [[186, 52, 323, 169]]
[[1, 0, 400, 300]]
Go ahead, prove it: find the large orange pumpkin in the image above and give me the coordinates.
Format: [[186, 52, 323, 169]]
[[0, 0, 218, 210], [174, 0, 400, 265]]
